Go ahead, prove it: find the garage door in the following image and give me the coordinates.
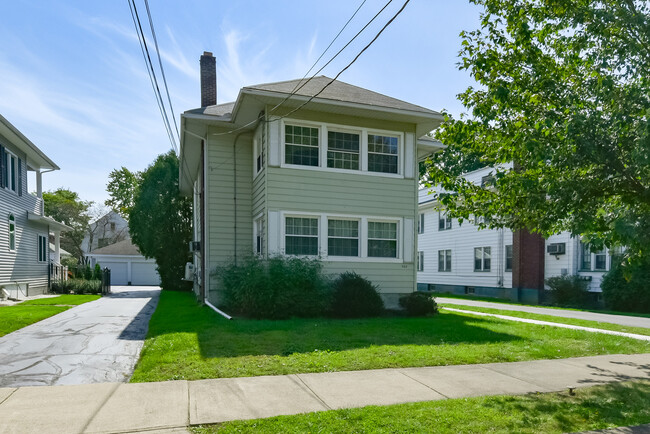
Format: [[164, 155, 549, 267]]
[[100, 262, 128, 285], [131, 262, 160, 286]]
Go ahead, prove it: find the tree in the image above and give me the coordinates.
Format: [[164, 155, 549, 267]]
[[427, 0, 650, 261], [42, 188, 91, 260], [105, 167, 141, 219], [85, 204, 129, 252], [129, 151, 192, 290]]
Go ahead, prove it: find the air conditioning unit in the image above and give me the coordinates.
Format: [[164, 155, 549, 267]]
[[184, 263, 195, 281], [188, 241, 201, 252], [547, 243, 566, 255]]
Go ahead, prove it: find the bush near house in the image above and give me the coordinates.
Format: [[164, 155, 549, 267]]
[[329, 272, 384, 318], [545, 275, 590, 308], [215, 256, 331, 319], [51, 279, 102, 295], [601, 258, 650, 314], [399, 292, 438, 317]]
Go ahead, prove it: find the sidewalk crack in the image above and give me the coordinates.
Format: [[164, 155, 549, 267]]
[[398, 370, 450, 399], [295, 375, 332, 410]]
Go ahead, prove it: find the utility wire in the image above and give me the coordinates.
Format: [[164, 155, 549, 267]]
[[144, 0, 180, 140], [128, 0, 178, 152]]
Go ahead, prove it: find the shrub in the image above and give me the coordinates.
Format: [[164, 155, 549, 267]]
[[93, 264, 103, 280], [545, 275, 590, 307], [399, 292, 438, 316], [601, 258, 650, 313], [83, 264, 93, 281], [51, 279, 102, 295], [329, 272, 384, 318], [215, 255, 331, 319]]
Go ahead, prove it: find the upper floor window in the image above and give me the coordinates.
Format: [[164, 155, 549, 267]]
[[505, 244, 513, 271], [3, 150, 18, 193], [474, 246, 491, 271], [328, 219, 359, 257], [580, 242, 591, 271], [8, 214, 15, 251], [38, 235, 47, 262], [368, 134, 398, 174], [285, 216, 318, 256], [417, 213, 425, 234], [367, 221, 397, 258], [438, 212, 452, 231], [327, 131, 359, 170], [285, 125, 319, 167]]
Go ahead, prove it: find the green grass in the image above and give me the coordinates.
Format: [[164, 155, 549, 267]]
[[0, 305, 70, 337], [19, 294, 101, 306], [433, 292, 650, 318], [192, 380, 650, 433], [130, 291, 650, 383], [438, 303, 650, 336]]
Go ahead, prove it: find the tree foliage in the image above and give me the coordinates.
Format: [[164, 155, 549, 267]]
[[105, 167, 141, 219], [129, 151, 192, 290], [42, 188, 91, 260], [427, 0, 650, 260]]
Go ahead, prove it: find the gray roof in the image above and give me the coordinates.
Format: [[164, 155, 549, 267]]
[[244, 76, 440, 115], [185, 101, 235, 120], [88, 239, 142, 256], [0, 114, 59, 171]]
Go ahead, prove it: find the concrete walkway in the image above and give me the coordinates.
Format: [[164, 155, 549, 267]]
[[0, 286, 160, 387], [0, 353, 647, 433], [436, 297, 650, 328]]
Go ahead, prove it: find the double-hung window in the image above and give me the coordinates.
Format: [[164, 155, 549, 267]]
[[8, 214, 15, 251], [367, 134, 398, 174], [417, 213, 425, 234], [285, 125, 319, 166], [285, 217, 318, 255], [594, 249, 607, 271], [474, 247, 491, 271], [417, 251, 424, 271], [580, 242, 592, 271], [254, 217, 265, 256], [438, 249, 451, 271], [37, 235, 47, 262], [327, 131, 359, 170], [505, 244, 513, 271], [3, 151, 18, 193], [438, 212, 452, 230], [327, 219, 359, 257], [367, 221, 397, 258]]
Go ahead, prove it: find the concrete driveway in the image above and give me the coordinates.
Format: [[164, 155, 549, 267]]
[[436, 297, 650, 328], [0, 286, 160, 387]]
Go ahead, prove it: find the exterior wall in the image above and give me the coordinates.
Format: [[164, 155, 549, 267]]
[[81, 211, 129, 254], [87, 254, 160, 286], [0, 136, 49, 297]]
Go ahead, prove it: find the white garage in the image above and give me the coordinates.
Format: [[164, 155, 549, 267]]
[[85, 239, 160, 286]]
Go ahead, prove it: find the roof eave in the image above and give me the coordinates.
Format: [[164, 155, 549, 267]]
[[0, 115, 59, 171]]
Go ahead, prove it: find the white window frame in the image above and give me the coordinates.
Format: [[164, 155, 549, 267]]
[[367, 219, 399, 259], [253, 213, 265, 257], [438, 212, 452, 231], [279, 118, 405, 178], [327, 217, 360, 258], [278, 211, 403, 262], [4, 150, 18, 194], [438, 249, 452, 272], [417, 213, 425, 234], [37, 234, 47, 262], [326, 127, 361, 171], [283, 214, 320, 257], [417, 251, 424, 271], [8, 214, 15, 252], [474, 246, 491, 272], [505, 244, 513, 272], [253, 124, 265, 178]]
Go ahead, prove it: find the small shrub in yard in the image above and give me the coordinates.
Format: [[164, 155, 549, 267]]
[[399, 292, 439, 317], [51, 279, 102, 295], [545, 275, 590, 307], [601, 258, 650, 313], [215, 255, 331, 319], [330, 272, 384, 318]]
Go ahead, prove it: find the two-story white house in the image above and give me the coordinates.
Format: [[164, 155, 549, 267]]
[[417, 166, 616, 303], [179, 52, 444, 308], [0, 114, 70, 299]]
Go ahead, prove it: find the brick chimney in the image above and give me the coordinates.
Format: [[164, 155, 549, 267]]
[[200, 51, 216, 107], [512, 228, 545, 299]]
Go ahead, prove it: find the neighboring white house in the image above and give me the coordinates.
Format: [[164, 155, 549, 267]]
[[417, 167, 615, 301], [85, 238, 160, 286], [0, 114, 71, 298], [81, 210, 129, 254]]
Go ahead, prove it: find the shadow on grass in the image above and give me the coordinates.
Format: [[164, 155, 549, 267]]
[[146, 291, 522, 359], [576, 361, 650, 385]]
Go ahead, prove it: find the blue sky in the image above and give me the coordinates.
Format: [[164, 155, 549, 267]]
[[0, 0, 482, 205]]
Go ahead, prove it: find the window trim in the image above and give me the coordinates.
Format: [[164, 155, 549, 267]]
[[505, 244, 513, 272], [4, 149, 18, 194], [327, 217, 360, 258], [37, 234, 47, 263], [438, 212, 452, 231], [279, 118, 405, 178], [417, 250, 424, 271], [438, 249, 452, 272], [367, 220, 399, 259], [417, 213, 425, 234], [284, 215, 320, 257], [253, 213, 265, 257], [474, 246, 492, 272], [326, 128, 361, 171], [8, 214, 15, 252]]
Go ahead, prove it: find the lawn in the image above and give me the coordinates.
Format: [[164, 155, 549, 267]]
[[0, 294, 100, 337], [19, 294, 101, 306], [193, 380, 650, 433], [130, 291, 650, 383], [438, 303, 650, 337]]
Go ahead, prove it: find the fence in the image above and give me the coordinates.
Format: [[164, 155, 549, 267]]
[[49, 263, 69, 284]]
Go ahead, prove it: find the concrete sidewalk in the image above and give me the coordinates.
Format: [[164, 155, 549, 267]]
[[436, 297, 650, 328], [0, 353, 648, 433]]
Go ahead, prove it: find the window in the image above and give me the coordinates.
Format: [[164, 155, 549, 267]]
[[254, 217, 265, 256], [328, 219, 359, 257], [438, 249, 451, 271], [505, 244, 513, 271], [285, 217, 318, 255], [255, 127, 265, 175], [3, 151, 18, 193], [8, 214, 15, 251], [367, 221, 397, 258], [417, 213, 425, 234], [110, 222, 116, 231], [594, 249, 607, 271], [580, 242, 591, 271], [474, 247, 491, 271], [38, 235, 47, 262], [368, 134, 398, 174], [327, 131, 359, 170], [417, 251, 424, 271], [285, 125, 319, 166], [438, 212, 452, 231]]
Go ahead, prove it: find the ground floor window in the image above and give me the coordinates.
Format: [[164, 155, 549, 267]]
[[285, 217, 318, 255], [505, 244, 512, 271], [474, 246, 491, 271], [8, 214, 15, 251], [37, 235, 47, 262], [254, 217, 265, 256], [438, 249, 451, 272], [328, 219, 359, 257], [367, 221, 397, 258], [417, 251, 424, 271]]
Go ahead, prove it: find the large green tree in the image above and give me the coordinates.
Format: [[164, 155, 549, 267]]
[[42, 188, 91, 260], [105, 167, 141, 220], [427, 0, 650, 260], [129, 151, 192, 290]]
